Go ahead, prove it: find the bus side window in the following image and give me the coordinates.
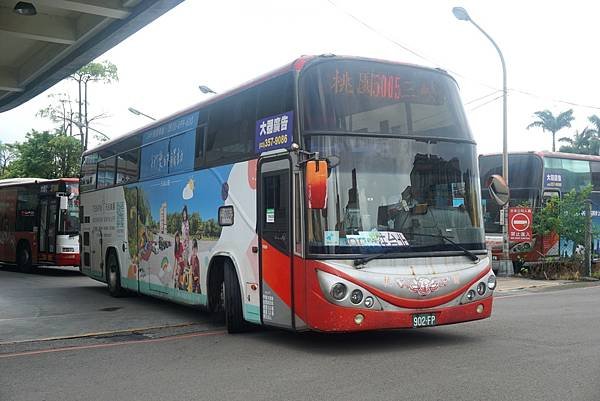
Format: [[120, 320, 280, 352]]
[[256, 73, 294, 119], [81, 154, 98, 192], [194, 125, 206, 169], [97, 156, 117, 188], [116, 149, 139, 185], [204, 89, 256, 166]]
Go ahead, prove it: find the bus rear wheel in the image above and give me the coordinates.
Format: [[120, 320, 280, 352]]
[[17, 242, 33, 273], [107, 252, 126, 297], [224, 260, 250, 334]]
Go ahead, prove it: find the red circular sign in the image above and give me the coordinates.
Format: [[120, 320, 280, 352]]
[[510, 213, 531, 231]]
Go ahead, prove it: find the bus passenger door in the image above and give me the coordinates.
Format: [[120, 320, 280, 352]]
[[91, 227, 103, 278], [39, 198, 48, 254], [258, 156, 294, 329]]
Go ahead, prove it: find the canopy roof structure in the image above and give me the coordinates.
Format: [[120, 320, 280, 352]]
[[0, 0, 183, 113]]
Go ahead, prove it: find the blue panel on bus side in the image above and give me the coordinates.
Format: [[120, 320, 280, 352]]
[[140, 139, 169, 179], [141, 111, 199, 145], [168, 130, 195, 174]]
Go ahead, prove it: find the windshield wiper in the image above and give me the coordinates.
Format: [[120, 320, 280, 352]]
[[354, 249, 401, 267], [407, 233, 480, 263]]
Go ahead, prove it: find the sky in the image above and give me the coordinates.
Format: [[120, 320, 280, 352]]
[[1, 0, 599, 155]]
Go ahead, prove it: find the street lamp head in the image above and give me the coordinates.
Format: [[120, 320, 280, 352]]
[[198, 85, 216, 94], [452, 7, 471, 21], [128, 107, 141, 116]]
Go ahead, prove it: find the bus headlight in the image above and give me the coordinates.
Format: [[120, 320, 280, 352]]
[[466, 290, 476, 301], [350, 289, 363, 304], [477, 282, 487, 296], [487, 275, 497, 290], [364, 296, 374, 308], [330, 283, 347, 300]]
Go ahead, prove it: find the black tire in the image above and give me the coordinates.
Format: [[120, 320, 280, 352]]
[[224, 260, 249, 333], [106, 251, 126, 297], [16, 242, 33, 273]]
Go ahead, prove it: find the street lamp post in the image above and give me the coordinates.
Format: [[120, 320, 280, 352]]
[[453, 6, 512, 275], [128, 107, 156, 121], [198, 85, 217, 94]]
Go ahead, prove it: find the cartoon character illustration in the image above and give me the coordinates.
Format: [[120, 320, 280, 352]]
[[190, 239, 201, 293]]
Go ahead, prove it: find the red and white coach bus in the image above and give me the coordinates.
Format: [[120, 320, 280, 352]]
[[0, 178, 80, 272], [80, 55, 504, 333]]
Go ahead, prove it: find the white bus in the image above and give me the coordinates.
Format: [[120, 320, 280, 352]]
[[80, 55, 502, 333]]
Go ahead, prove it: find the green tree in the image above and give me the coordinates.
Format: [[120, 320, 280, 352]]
[[69, 60, 118, 150], [527, 109, 575, 152], [533, 185, 594, 251], [0, 142, 16, 178], [3, 130, 81, 178], [558, 127, 598, 155]]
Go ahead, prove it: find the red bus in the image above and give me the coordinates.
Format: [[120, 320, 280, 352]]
[[479, 151, 600, 271], [80, 55, 499, 333], [0, 178, 80, 272]]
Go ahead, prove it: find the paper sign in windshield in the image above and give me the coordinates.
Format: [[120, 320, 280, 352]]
[[346, 231, 409, 247]]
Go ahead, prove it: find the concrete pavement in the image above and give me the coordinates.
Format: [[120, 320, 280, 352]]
[[496, 276, 572, 293], [1, 282, 599, 401]]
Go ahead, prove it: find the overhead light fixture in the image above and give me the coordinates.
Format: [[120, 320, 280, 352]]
[[13, 2, 37, 16]]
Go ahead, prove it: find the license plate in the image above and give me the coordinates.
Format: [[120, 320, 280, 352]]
[[412, 313, 437, 328]]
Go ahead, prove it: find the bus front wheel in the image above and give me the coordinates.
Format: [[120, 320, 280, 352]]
[[224, 260, 249, 334], [106, 252, 126, 297], [17, 242, 33, 273]]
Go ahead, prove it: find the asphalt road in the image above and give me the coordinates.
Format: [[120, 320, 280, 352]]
[[0, 269, 599, 401]]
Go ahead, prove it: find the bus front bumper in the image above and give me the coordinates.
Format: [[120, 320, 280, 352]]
[[55, 253, 81, 267], [305, 290, 493, 332]]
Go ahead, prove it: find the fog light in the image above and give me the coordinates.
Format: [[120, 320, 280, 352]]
[[354, 314, 364, 325], [350, 289, 363, 304], [487, 275, 497, 290], [466, 290, 476, 301], [330, 283, 347, 300], [364, 296, 374, 308], [476, 304, 484, 314], [477, 282, 486, 296]]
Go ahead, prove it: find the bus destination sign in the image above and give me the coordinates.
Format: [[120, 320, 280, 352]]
[[255, 111, 293, 154], [329, 69, 443, 105]]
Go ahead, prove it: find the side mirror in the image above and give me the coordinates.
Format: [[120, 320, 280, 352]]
[[305, 160, 328, 209], [487, 174, 509, 206], [59, 195, 69, 210]]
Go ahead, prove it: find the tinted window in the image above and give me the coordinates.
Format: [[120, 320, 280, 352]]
[[592, 161, 600, 191], [97, 157, 116, 188], [479, 154, 542, 189], [80, 153, 98, 192], [543, 157, 590, 192], [16, 188, 37, 231], [205, 90, 256, 166], [261, 170, 290, 253], [116, 150, 139, 185], [256, 74, 294, 120]]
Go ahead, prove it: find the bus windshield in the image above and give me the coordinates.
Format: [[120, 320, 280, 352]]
[[479, 154, 543, 234], [304, 135, 484, 255], [58, 183, 80, 235], [300, 60, 483, 256]]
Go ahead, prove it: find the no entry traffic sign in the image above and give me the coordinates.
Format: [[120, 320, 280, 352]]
[[508, 207, 532, 242]]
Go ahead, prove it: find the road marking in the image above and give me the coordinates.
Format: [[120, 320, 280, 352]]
[[0, 329, 226, 359]]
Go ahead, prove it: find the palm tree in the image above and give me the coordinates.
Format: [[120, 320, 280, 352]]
[[526, 109, 575, 152], [558, 127, 595, 154], [586, 115, 600, 155]]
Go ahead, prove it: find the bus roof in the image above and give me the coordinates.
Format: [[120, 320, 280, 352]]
[[479, 150, 600, 162], [83, 55, 452, 157], [0, 177, 78, 189]]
